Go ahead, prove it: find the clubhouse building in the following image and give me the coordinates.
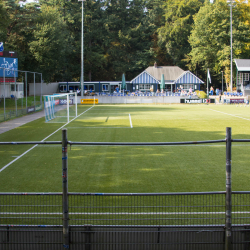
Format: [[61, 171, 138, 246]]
[[56, 63, 204, 95]]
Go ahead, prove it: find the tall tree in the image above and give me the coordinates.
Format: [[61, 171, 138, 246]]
[[158, 0, 205, 69], [188, 0, 250, 89], [84, 0, 107, 81], [29, 4, 71, 82], [101, 0, 155, 80], [145, 0, 171, 66], [0, 0, 40, 75]]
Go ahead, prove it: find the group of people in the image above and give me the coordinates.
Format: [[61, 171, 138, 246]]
[[175, 87, 195, 96], [210, 86, 214, 95]]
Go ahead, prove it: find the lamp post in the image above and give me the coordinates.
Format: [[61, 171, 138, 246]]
[[228, 0, 235, 92], [79, 0, 85, 98]]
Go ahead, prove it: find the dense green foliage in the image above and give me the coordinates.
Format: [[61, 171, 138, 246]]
[[1, 0, 250, 88]]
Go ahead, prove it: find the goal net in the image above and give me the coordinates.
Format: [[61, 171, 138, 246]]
[[44, 93, 77, 123]]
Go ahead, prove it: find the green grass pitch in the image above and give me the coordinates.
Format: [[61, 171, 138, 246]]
[[0, 104, 250, 193]]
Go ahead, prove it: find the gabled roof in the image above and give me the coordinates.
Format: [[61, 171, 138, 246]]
[[174, 71, 204, 84], [145, 66, 184, 81], [130, 71, 159, 84], [235, 59, 250, 71]]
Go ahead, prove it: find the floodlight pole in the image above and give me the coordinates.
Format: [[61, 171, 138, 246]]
[[79, 0, 85, 98], [230, 1, 233, 92], [228, 0, 234, 92]]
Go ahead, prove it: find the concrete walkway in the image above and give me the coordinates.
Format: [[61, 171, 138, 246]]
[[0, 111, 45, 135]]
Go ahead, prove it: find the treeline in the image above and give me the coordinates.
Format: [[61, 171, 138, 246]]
[[1, 0, 250, 89]]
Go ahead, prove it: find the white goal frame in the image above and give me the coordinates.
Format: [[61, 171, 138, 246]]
[[44, 93, 77, 123]]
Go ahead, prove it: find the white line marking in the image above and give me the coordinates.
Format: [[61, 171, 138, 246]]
[[0, 106, 94, 173], [129, 114, 133, 128], [210, 109, 250, 121]]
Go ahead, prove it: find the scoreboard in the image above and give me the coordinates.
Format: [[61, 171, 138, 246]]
[[0, 51, 18, 58]]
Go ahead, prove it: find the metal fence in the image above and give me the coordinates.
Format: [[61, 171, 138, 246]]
[[0, 127, 250, 249], [0, 67, 43, 122]]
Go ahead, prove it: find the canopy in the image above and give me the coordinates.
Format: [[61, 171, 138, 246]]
[[122, 73, 126, 90], [160, 74, 165, 90]]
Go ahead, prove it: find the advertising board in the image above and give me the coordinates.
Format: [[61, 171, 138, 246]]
[[81, 99, 98, 104], [230, 99, 244, 104], [27, 106, 35, 113], [0, 57, 18, 77]]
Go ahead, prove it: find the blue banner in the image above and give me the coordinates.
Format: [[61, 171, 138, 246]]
[[0, 57, 18, 77]]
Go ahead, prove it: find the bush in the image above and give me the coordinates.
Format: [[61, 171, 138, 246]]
[[195, 90, 207, 99]]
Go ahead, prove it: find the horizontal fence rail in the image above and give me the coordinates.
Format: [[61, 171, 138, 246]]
[[1, 127, 250, 249], [1, 192, 250, 227]]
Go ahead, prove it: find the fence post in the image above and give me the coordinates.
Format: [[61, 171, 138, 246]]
[[62, 129, 69, 248], [225, 127, 232, 250]]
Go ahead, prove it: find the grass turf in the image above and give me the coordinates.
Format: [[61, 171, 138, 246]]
[[0, 104, 250, 193]]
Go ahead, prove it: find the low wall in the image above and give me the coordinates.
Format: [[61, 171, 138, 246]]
[[0, 225, 248, 250], [78, 96, 182, 104], [29, 82, 58, 96]]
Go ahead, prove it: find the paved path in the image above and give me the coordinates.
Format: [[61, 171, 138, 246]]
[[0, 111, 45, 135]]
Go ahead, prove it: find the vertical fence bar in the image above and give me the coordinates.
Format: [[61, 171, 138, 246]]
[[34, 73, 35, 106], [22, 76, 23, 110], [25, 71, 27, 111], [62, 129, 69, 248], [3, 68, 5, 120], [225, 127, 232, 250], [15, 73, 17, 116]]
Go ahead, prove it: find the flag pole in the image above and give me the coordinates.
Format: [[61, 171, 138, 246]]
[[207, 68, 209, 97]]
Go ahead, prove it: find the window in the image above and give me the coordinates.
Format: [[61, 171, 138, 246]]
[[244, 73, 249, 81], [182, 84, 193, 91], [59, 85, 67, 92], [102, 84, 109, 91], [237, 73, 243, 84], [11, 84, 18, 91], [84, 85, 94, 91], [139, 84, 150, 90]]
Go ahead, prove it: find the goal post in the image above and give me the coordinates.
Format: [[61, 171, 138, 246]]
[[44, 93, 77, 123]]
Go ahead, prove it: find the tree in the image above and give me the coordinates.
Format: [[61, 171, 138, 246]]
[[101, 0, 155, 80], [145, 0, 172, 66], [29, 5, 71, 82], [188, 0, 250, 89], [84, 0, 107, 81], [0, 0, 40, 76], [158, 0, 205, 69]]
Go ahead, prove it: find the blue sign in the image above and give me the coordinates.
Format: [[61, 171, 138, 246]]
[[0, 42, 3, 52], [0, 57, 18, 77]]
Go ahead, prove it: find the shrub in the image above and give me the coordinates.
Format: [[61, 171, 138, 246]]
[[195, 90, 207, 99]]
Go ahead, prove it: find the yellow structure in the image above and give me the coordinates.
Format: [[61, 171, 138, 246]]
[[81, 99, 98, 104]]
